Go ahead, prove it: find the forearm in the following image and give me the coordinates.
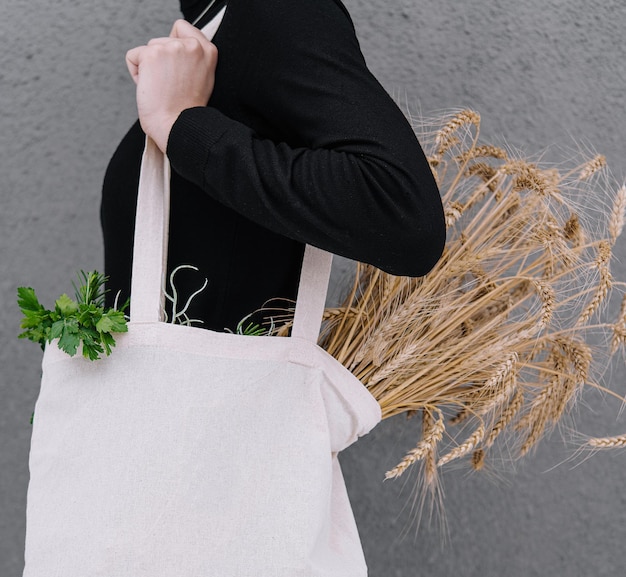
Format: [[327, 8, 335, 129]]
[[167, 106, 445, 277]]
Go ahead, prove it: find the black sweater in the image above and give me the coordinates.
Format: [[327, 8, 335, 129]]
[[101, 0, 445, 332]]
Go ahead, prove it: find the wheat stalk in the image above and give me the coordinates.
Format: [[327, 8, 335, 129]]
[[238, 110, 626, 494], [329, 111, 624, 478], [248, 110, 626, 499]]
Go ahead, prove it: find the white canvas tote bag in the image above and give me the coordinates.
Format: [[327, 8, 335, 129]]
[[23, 124, 381, 575]]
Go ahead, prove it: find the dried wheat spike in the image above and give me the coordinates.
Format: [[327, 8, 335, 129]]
[[483, 352, 519, 391], [445, 201, 464, 227], [545, 346, 581, 426], [471, 449, 485, 470], [611, 294, 626, 353], [516, 380, 555, 441], [437, 136, 461, 157], [552, 376, 578, 426], [518, 350, 570, 456], [385, 409, 445, 480], [421, 409, 440, 487], [484, 389, 524, 449], [466, 162, 498, 182], [274, 324, 291, 337], [435, 110, 480, 155], [321, 307, 358, 331], [367, 297, 426, 362], [482, 376, 517, 417], [609, 185, 626, 244], [533, 217, 576, 272], [578, 154, 606, 180], [506, 161, 560, 197], [450, 405, 470, 425], [468, 162, 500, 193], [611, 325, 626, 354], [586, 435, 626, 449], [563, 213, 584, 247], [368, 342, 422, 387], [597, 239, 612, 266], [460, 318, 474, 337], [456, 145, 508, 163], [519, 416, 548, 457], [436, 110, 481, 141], [532, 279, 555, 328], [577, 240, 612, 326], [557, 338, 591, 384], [437, 424, 486, 467]]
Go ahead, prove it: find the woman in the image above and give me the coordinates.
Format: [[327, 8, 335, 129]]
[[102, 0, 445, 331], [23, 4, 445, 575]]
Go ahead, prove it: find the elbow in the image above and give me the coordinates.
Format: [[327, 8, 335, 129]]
[[365, 171, 447, 278], [402, 220, 446, 277], [377, 209, 446, 277]]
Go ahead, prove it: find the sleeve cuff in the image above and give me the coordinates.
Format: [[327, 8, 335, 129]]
[[166, 106, 231, 187]]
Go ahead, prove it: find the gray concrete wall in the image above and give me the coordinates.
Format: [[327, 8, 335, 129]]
[[1, 0, 625, 575]]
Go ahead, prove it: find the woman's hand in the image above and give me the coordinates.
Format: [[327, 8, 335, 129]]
[[126, 19, 218, 152]]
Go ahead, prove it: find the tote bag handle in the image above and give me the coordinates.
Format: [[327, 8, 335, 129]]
[[129, 136, 333, 343]]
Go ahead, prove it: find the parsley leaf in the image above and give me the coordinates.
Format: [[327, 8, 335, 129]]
[[17, 270, 128, 360], [55, 293, 79, 316]]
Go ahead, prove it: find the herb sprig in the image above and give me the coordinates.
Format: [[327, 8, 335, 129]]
[[18, 271, 128, 361]]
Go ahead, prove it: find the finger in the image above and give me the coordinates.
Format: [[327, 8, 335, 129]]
[[147, 37, 175, 47], [125, 46, 143, 84], [146, 36, 207, 58], [170, 18, 212, 46]]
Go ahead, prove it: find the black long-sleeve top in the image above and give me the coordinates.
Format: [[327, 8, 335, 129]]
[[101, 0, 445, 332]]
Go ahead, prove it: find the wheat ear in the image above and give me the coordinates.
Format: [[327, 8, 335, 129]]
[[385, 408, 445, 480]]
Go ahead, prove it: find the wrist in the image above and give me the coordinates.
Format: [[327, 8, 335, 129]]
[[142, 113, 178, 154]]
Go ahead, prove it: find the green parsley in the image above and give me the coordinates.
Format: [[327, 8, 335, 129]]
[[17, 270, 128, 361]]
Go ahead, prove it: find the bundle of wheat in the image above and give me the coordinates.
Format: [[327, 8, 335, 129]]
[[315, 109, 626, 494]]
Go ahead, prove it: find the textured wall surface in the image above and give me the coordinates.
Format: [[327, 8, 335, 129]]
[[1, 1, 625, 575]]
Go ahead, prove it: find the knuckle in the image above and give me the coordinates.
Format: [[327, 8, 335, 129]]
[[206, 42, 218, 59], [203, 43, 218, 65], [181, 37, 199, 49]]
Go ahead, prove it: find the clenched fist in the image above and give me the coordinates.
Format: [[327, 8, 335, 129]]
[[126, 19, 218, 152]]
